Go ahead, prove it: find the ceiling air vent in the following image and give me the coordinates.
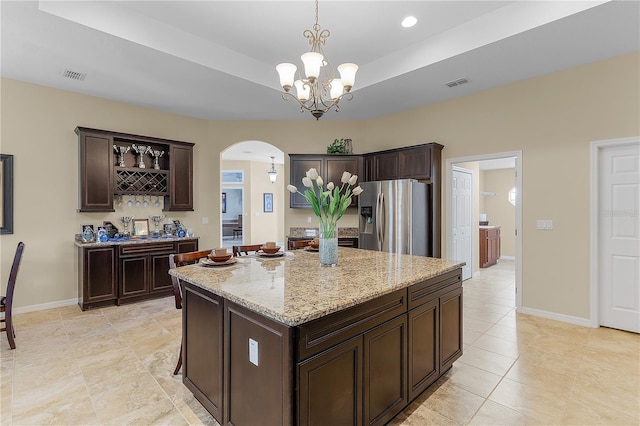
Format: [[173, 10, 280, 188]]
[[444, 77, 470, 88], [63, 69, 86, 81]]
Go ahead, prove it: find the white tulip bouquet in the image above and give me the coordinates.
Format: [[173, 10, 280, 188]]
[[287, 168, 363, 238]]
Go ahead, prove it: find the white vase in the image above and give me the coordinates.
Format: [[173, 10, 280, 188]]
[[319, 222, 338, 266]]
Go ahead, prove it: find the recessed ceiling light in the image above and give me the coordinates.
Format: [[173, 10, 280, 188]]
[[401, 16, 417, 28]]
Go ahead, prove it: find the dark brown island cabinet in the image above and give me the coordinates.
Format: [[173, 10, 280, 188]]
[[76, 127, 195, 212], [178, 266, 462, 426], [290, 143, 443, 257], [77, 238, 198, 310]]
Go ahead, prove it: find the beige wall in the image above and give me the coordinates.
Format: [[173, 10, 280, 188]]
[[481, 169, 516, 258], [1, 52, 638, 322], [362, 52, 640, 319]]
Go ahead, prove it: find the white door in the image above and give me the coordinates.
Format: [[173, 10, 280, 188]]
[[599, 142, 640, 332], [452, 167, 473, 280]]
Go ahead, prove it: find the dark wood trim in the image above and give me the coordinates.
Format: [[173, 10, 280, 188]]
[[0, 154, 14, 234]]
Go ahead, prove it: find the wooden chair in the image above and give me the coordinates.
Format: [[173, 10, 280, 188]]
[[1, 242, 25, 350], [288, 239, 312, 250], [232, 214, 243, 239], [232, 244, 263, 256], [169, 249, 213, 375]]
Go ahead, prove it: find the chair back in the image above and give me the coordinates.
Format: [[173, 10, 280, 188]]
[[232, 244, 263, 256], [288, 239, 312, 250], [4, 242, 25, 314], [169, 249, 213, 309]]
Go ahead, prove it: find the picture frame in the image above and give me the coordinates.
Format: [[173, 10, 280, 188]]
[[263, 193, 273, 213], [133, 219, 149, 236], [0, 154, 14, 235], [222, 192, 227, 213]]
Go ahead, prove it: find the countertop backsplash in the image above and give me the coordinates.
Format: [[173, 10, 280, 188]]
[[289, 227, 359, 238]]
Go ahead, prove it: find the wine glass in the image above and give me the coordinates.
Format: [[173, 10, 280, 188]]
[[143, 195, 149, 207], [127, 195, 133, 207], [154, 196, 161, 208], [135, 196, 141, 207]]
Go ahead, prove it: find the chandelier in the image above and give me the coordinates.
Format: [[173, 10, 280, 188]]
[[276, 0, 358, 120], [267, 156, 278, 183]]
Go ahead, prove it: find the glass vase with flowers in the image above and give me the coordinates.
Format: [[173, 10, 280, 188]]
[[288, 168, 363, 266]]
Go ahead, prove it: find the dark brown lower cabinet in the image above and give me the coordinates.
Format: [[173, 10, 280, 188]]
[[78, 239, 198, 310], [408, 299, 439, 401], [183, 285, 224, 423], [298, 336, 363, 426], [181, 268, 462, 426], [364, 315, 408, 426], [440, 287, 463, 372], [225, 302, 293, 426], [78, 246, 117, 310]]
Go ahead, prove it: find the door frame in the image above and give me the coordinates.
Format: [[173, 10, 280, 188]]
[[589, 136, 640, 328], [452, 166, 474, 280], [445, 150, 522, 311]]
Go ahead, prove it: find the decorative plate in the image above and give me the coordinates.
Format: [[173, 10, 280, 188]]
[[200, 257, 238, 267]]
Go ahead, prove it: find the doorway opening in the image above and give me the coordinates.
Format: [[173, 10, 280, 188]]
[[220, 141, 285, 249], [446, 151, 522, 311]]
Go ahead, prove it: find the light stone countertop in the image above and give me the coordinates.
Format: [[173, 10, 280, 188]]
[[75, 236, 199, 248], [170, 247, 464, 327], [288, 227, 359, 238]]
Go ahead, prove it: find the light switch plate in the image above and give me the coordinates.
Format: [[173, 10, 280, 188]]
[[536, 220, 553, 230], [249, 338, 258, 366], [202, 217, 209, 224]]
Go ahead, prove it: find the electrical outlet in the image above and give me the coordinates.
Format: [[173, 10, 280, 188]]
[[307, 216, 312, 223], [201, 217, 209, 224], [249, 338, 258, 366]]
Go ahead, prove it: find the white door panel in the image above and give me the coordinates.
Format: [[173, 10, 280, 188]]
[[599, 142, 640, 333], [452, 168, 473, 281]]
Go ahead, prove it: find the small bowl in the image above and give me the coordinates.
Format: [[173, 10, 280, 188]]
[[261, 246, 281, 254], [208, 253, 232, 263]]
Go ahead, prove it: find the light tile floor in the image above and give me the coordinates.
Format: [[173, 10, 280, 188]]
[[1, 260, 638, 425]]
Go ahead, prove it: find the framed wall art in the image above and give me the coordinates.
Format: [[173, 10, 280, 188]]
[[264, 193, 273, 213]]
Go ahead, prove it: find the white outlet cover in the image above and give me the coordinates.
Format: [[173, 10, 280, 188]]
[[202, 217, 209, 224], [249, 338, 258, 366]]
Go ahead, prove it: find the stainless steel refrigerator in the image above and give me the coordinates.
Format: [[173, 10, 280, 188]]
[[358, 179, 429, 255]]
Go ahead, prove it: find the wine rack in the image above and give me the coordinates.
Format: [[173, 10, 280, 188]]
[[115, 168, 168, 194]]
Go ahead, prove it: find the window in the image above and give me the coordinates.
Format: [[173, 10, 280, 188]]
[[222, 170, 244, 184], [508, 186, 516, 206]]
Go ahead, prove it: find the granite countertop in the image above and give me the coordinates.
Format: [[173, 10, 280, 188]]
[[478, 225, 501, 229], [75, 235, 199, 248], [170, 248, 464, 327], [289, 227, 359, 238]]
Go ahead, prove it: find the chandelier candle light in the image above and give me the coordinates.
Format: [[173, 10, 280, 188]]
[[276, 0, 358, 120], [288, 168, 363, 266]]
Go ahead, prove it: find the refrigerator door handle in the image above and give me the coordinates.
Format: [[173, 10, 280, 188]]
[[376, 193, 382, 250], [379, 192, 385, 249]]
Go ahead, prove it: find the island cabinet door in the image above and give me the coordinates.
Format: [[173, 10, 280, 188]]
[[408, 299, 439, 401], [440, 287, 463, 372], [363, 314, 408, 426], [298, 335, 363, 426], [182, 284, 224, 424], [225, 301, 293, 426]]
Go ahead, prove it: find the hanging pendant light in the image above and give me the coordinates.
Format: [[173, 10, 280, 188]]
[[267, 156, 278, 183], [276, 0, 358, 120]]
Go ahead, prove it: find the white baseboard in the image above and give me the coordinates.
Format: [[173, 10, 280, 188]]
[[500, 256, 515, 260], [520, 306, 594, 328], [14, 298, 78, 315]]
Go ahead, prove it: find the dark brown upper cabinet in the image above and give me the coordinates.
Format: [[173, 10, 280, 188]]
[[289, 154, 362, 209], [76, 127, 194, 212]]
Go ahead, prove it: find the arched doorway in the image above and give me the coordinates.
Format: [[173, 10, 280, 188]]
[[220, 141, 285, 248]]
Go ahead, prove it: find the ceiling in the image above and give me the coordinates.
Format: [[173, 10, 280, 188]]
[[1, 1, 638, 122]]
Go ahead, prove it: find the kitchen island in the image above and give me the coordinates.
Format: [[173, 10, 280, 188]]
[[170, 247, 464, 426]]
